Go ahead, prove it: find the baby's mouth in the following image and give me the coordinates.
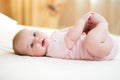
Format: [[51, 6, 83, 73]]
[[42, 39, 46, 47]]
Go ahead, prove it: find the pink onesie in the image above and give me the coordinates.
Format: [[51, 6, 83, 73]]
[[46, 29, 118, 60]]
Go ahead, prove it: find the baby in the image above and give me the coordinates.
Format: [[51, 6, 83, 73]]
[[13, 12, 117, 60]]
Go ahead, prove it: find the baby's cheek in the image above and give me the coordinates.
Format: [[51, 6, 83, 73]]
[[32, 45, 40, 54]]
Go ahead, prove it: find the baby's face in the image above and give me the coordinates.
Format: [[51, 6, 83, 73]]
[[17, 29, 49, 56]]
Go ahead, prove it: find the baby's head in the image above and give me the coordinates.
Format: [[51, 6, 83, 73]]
[[13, 28, 49, 56]]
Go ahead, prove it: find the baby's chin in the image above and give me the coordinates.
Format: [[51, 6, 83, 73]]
[[29, 53, 45, 57], [28, 51, 46, 57]]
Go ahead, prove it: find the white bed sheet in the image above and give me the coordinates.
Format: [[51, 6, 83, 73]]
[[0, 13, 120, 80]]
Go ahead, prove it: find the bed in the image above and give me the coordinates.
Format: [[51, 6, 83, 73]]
[[0, 13, 120, 80]]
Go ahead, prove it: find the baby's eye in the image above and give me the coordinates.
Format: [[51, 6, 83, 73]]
[[33, 32, 36, 37], [30, 42, 34, 48]]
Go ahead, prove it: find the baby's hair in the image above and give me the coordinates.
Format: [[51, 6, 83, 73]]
[[13, 29, 27, 55]]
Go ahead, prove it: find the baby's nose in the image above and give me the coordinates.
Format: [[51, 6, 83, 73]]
[[34, 37, 39, 42]]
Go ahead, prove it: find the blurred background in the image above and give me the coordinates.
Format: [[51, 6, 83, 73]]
[[0, 0, 120, 35]]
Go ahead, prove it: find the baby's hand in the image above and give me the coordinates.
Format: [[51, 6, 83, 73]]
[[83, 12, 108, 33], [84, 12, 108, 32], [79, 12, 92, 32], [89, 12, 108, 25]]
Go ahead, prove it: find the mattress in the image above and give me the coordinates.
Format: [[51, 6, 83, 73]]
[[0, 13, 120, 80]]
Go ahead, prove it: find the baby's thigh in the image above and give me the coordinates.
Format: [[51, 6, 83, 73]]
[[84, 35, 113, 58]]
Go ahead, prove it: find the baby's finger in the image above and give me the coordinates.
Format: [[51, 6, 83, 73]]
[[90, 12, 107, 24]]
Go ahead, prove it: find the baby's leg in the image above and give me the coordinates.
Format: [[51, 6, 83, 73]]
[[84, 22, 113, 58]]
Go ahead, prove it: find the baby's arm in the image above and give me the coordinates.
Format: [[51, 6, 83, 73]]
[[64, 12, 91, 49]]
